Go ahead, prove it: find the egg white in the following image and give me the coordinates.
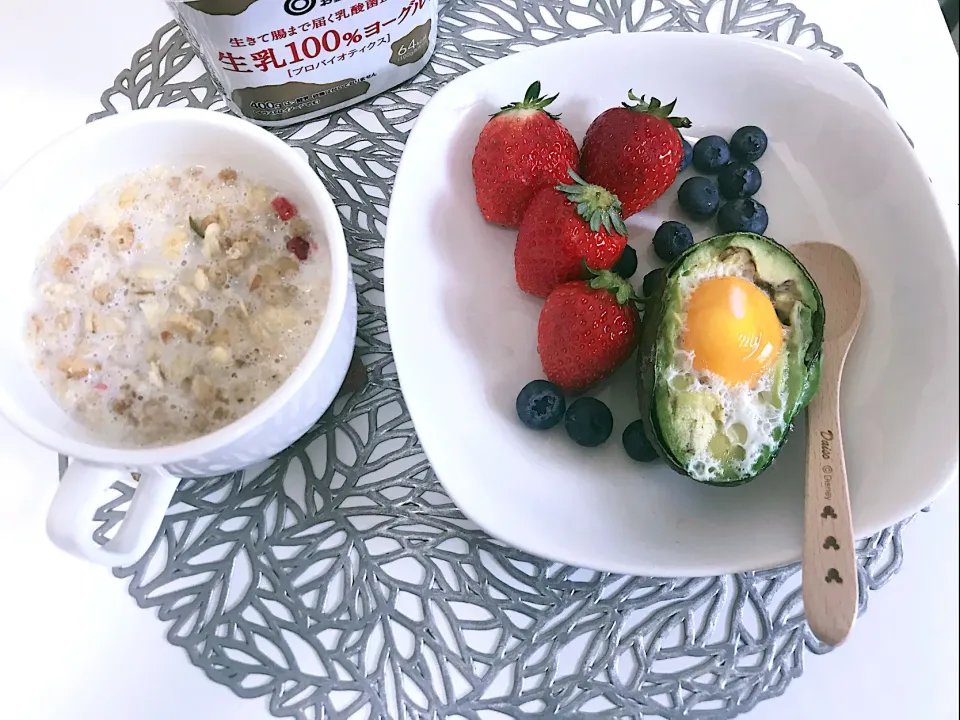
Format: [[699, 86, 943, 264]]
[[665, 264, 788, 481]]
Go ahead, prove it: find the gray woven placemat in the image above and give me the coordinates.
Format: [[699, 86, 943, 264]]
[[82, 1, 919, 718]]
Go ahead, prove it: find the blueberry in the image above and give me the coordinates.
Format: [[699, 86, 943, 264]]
[[677, 177, 720, 221], [564, 397, 613, 447], [678, 135, 693, 172], [692, 135, 730, 173], [717, 198, 769, 234], [717, 161, 762, 199], [612, 245, 638, 279], [642, 267, 665, 297], [729, 125, 768, 162], [516, 380, 566, 430], [652, 221, 694, 263], [622, 420, 659, 462]]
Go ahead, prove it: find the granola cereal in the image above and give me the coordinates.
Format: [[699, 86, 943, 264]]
[[26, 165, 331, 447]]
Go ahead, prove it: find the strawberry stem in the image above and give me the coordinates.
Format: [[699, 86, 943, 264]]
[[492, 80, 561, 119], [622, 91, 692, 129], [556, 169, 628, 236], [582, 260, 644, 306]]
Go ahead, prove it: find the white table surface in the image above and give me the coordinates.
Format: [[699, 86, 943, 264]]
[[0, 0, 956, 717]]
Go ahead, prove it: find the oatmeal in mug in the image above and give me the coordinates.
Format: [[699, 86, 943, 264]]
[[26, 165, 331, 447]]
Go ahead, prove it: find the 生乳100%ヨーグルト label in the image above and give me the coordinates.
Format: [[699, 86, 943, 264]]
[[167, 0, 438, 127]]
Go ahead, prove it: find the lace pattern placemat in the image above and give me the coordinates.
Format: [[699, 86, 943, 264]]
[[80, 2, 920, 718]]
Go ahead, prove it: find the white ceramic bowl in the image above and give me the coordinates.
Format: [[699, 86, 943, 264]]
[[0, 108, 357, 566], [385, 32, 959, 576]]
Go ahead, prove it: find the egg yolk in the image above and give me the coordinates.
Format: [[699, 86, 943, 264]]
[[683, 276, 783, 385]]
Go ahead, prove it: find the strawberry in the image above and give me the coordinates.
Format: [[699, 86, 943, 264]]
[[537, 266, 641, 392], [471, 81, 580, 227], [580, 92, 691, 218], [515, 170, 628, 298]]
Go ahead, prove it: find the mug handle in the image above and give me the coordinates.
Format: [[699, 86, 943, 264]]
[[46, 460, 180, 567]]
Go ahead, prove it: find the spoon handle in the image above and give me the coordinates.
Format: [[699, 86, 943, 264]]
[[802, 352, 858, 646]]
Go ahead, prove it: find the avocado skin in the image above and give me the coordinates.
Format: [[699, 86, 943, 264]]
[[637, 232, 825, 487]]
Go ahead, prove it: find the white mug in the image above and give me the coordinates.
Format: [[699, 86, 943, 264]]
[[0, 108, 357, 567]]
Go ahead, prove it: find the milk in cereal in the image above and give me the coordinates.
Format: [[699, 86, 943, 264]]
[[26, 165, 330, 447]]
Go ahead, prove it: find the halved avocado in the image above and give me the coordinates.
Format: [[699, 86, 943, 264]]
[[638, 232, 825, 486]]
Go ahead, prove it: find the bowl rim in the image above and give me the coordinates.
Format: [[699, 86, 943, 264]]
[[0, 107, 351, 466]]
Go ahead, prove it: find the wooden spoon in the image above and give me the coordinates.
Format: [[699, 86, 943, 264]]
[[790, 241, 865, 647]]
